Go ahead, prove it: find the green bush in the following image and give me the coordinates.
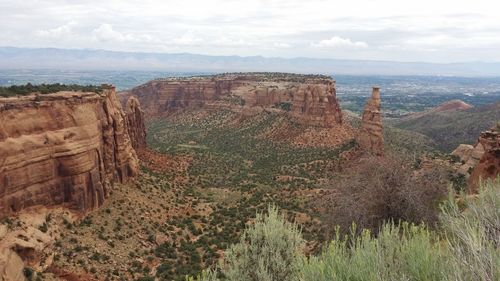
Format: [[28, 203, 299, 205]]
[[186, 180, 499, 281], [440, 178, 500, 281], [185, 269, 219, 281], [222, 205, 304, 281], [0, 83, 109, 97], [303, 223, 450, 281]]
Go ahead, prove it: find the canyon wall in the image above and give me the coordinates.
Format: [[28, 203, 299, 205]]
[[122, 73, 343, 127], [0, 88, 143, 218], [125, 96, 147, 150], [357, 87, 384, 156]]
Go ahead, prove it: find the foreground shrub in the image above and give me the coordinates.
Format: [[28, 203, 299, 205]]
[[186, 269, 219, 281], [440, 178, 500, 281], [222, 205, 304, 281], [186, 180, 499, 281], [323, 155, 448, 236], [303, 222, 450, 281]]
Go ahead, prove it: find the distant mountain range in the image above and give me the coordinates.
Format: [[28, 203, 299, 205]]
[[1, 47, 500, 76]]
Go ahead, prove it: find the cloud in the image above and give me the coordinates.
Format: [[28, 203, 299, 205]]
[[212, 37, 254, 47], [273, 42, 291, 48], [311, 36, 368, 48], [3, 0, 500, 62], [92, 24, 136, 42], [172, 31, 203, 45], [36, 21, 77, 39]]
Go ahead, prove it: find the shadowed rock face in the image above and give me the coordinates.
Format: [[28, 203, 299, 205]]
[[0, 88, 141, 218], [469, 125, 500, 192], [122, 73, 343, 127], [125, 96, 147, 150], [358, 87, 384, 156]]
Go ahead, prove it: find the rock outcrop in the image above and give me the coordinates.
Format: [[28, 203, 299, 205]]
[[121, 73, 343, 127], [469, 124, 500, 191], [125, 96, 147, 150], [357, 87, 384, 155], [0, 87, 140, 218], [452, 144, 484, 175]]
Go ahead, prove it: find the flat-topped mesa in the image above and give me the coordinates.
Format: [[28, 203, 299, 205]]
[[0, 87, 143, 218], [122, 73, 343, 127], [468, 124, 500, 192], [357, 87, 384, 156]]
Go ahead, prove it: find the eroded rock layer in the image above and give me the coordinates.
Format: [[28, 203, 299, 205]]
[[125, 96, 147, 150], [358, 87, 384, 155], [122, 73, 343, 127], [0, 88, 139, 218], [469, 124, 500, 191]]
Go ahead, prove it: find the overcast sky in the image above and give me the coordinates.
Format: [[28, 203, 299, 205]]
[[1, 0, 499, 63]]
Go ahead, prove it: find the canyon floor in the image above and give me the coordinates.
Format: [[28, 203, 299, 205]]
[[8, 109, 359, 281]]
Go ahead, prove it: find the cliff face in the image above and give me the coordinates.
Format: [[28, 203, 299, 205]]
[[125, 96, 147, 150], [123, 73, 342, 127], [0, 88, 141, 218], [357, 87, 384, 155], [469, 125, 500, 191]]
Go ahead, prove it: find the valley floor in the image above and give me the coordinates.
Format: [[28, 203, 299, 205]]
[[43, 109, 357, 280]]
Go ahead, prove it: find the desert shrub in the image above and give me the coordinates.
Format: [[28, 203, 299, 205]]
[[303, 222, 451, 281], [221, 205, 304, 281], [185, 205, 306, 281], [440, 178, 500, 281], [185, 269, 219, 281], [23, 267, 34, 281], [322, 155, 448, 236], [0, 83, 109, 97]]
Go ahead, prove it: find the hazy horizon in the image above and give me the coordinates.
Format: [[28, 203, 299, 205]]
[[3, 46, 500, 77], [2, 45, 500, 65]]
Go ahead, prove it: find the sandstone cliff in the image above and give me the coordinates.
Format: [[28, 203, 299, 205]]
[[468, 124, 500, 191], [357, 87, 384, 155], [122, 73, 343, 127], [0, 87, 140, 218], [125, 96, 147, 150]]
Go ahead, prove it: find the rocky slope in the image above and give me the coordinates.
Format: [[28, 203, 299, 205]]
[[121, 73, 343, 127], [357, 87, 384, 156], [403, 99, 473, 121], [394, 101, 500, 152], [468, 124, 500, 191], [452, 123, 500, 192], [0, 87, 145, 218]]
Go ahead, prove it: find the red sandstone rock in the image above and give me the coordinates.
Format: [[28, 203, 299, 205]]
[[357, 87, 384, 156], [469, 124, 500, 192], [125, 96, 147, 150], [121, 73, 343, 127], [0, 88, 140, 218]]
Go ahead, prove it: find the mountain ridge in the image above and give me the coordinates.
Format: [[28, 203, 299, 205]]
[[2, 46, 500, 76]]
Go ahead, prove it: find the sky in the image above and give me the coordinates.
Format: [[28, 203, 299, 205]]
[[1, 0, 499, 63]]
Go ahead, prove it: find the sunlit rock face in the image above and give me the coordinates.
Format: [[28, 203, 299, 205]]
[[121, 73, 343, 127], [0, 88, 141, 218], [468, 124, 500, 192], [358, 87, 384, 156]]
